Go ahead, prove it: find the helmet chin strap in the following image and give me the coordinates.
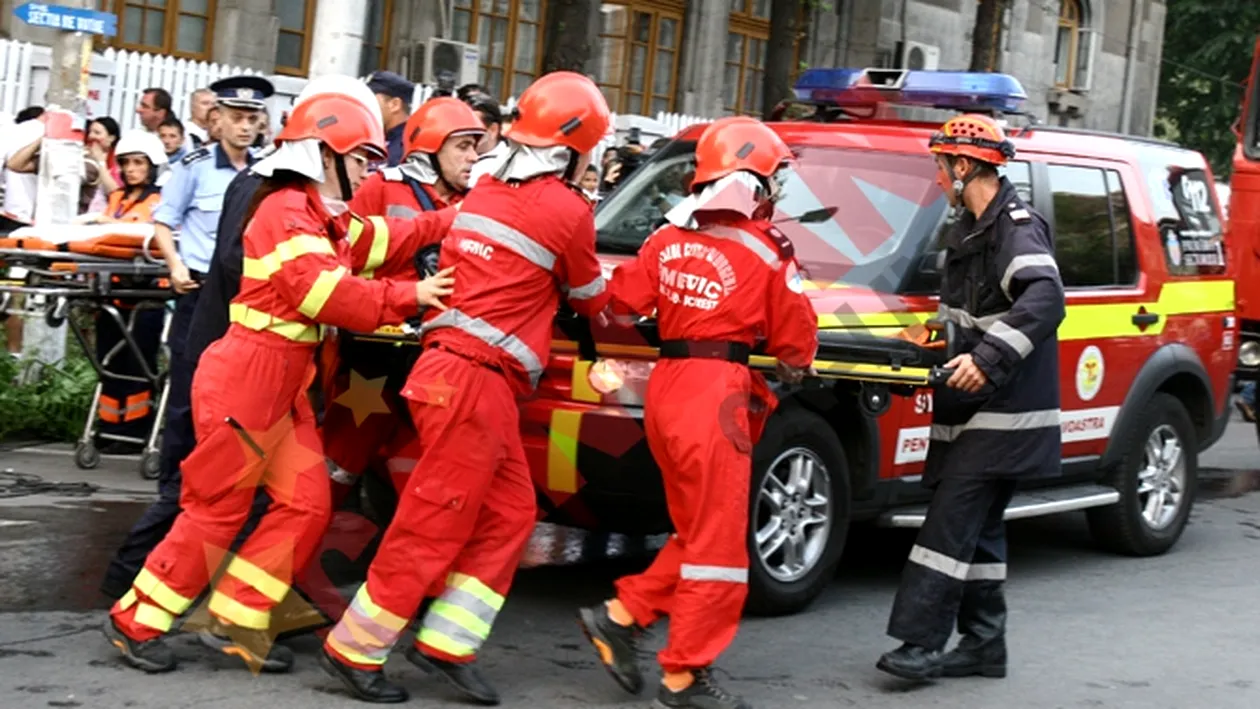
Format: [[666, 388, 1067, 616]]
[[948, 156, 981, 215], [334, 154, 353, 201], [429, 153, 462, 196]]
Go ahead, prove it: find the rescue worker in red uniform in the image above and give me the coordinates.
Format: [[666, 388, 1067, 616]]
[[576, 116, 819, 709], [103, 86, 458, 676], [318, 71, 613, 705], [323, 97, 485, 505], [876, 114, 1064, 681]]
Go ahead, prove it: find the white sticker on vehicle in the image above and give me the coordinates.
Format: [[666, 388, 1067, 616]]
[[1075, 345, 1105, 402]]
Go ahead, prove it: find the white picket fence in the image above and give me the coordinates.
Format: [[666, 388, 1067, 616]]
[[0, 37, 712, 161]]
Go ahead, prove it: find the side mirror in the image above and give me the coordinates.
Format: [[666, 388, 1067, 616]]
[[916, 250, 942, 275], [774, 206, 839, 225]]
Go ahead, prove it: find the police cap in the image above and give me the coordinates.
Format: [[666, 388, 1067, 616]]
[[210, 75, 274, 111], [366, 70, 415, 103]]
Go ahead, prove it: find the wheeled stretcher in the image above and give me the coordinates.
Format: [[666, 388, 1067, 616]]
[[0, 223, 174, 478]]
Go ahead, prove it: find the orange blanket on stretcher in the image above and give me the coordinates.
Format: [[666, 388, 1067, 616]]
[[0, 233, 162, 260]]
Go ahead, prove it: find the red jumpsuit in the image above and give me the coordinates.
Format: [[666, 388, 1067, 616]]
[[322, 172, 454, 503], [110, 182, 452, 641], [324, 175, 609, 670], [608, 215, 818, 673]]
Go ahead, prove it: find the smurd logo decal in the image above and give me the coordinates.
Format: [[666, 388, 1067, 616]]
[[1075, 345, 1104, 402]]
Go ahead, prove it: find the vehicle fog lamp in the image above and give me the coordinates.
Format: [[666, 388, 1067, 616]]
[[1240, 340, 1260, 368], [588, 359, 626, 394]]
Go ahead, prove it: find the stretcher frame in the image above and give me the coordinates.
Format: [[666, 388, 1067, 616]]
[[0, 237, 174, 479]]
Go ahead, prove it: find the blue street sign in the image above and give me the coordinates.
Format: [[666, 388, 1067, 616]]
[[13, 3, 117, 37]]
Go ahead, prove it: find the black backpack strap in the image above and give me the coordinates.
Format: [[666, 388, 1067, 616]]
[[406, 177, 437, 212]]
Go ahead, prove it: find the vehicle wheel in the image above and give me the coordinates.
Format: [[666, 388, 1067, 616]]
[[1087, 392, 1197, 556], [745, 405, 851, 617], [75, 442, 100, 470], [138, 450, 161, 480]]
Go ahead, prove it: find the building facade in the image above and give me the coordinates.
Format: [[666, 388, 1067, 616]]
[[0, 0, 1167, 135]]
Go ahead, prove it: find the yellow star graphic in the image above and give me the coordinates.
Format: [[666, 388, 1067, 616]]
[[333, 370, 393, 427]]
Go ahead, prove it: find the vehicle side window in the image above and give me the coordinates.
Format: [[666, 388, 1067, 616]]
[[1047, 164, 1138, 288]]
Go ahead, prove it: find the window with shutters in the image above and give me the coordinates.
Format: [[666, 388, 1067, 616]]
[[595, 2, 683, 115], [96, 0, 214, 60], [360, 0, 394, 75], [723, 0, 768, 116], [450, 0, 547, 102], [273, 0, 316, 76]]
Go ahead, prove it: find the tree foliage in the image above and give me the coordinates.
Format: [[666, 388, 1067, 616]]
[[1154, 0, 1260, 178]]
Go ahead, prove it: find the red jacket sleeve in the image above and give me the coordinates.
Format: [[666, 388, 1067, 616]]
[[607, 229, 662, 317], [763, 258, 819, 369], [347, 172, 386, 217], [557, 208, 611, 317], [267, 223, 419, 332], [345, 207, 455, 279]]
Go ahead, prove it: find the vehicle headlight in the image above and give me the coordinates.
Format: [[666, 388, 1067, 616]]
[[1240, 340, 1260, 368], [587, 359, 626, 394]]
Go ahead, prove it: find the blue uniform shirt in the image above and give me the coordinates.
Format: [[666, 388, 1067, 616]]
[[153, 143, 256, 273], [386, 123, 404, 167]]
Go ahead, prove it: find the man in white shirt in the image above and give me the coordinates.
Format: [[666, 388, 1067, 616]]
[[2, 107, 45, 224]]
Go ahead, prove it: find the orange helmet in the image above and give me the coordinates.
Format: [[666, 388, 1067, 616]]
[[504, 71, 610, 154], [691, 116, 793, 187], [275, 92, 387, 158], [405, 97, 486, 156], [928, 114, 1015, 166]]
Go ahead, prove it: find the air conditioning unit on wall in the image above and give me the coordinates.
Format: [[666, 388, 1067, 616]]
[[898, 41, 941, 71], [400, 38, 481, 88]]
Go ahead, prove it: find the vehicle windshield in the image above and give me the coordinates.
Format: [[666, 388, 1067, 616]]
[[594, 140, 949, 291]]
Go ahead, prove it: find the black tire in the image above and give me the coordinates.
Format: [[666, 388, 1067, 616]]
[[138, 450, 161, 480], [75, 442, 100, 470], [745, 405, 851, 617], [1087, 392, 1198, 556]]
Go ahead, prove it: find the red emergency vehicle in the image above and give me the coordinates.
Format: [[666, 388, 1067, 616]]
[[522, 69, 1236, 616], [1230, 39, 1260, 431]]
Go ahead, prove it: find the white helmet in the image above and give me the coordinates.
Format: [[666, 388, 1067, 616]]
[[293, 74, 383, 127], [113, 129, 168, 167]]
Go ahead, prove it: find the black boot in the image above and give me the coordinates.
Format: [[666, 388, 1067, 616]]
[[577, 603, 644, 695], [318, 648, 409, 704], [876, 643, 943, 681], [653, 668, 751, 709], [404, 645, 500, 705], [942, 581, 1007, 678], [102, 616, 177, 673], [196, 618, 294, 673]]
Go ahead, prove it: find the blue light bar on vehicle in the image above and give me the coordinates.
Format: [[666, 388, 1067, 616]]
[[792, 68, 1028, 113]]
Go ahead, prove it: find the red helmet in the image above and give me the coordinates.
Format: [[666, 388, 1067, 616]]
[[928, 114, 1015, 166], [504, 71, 610, 154], [275, 92, 387, 158], [691, 116, 793, 187], [405, 97, 486, 156]]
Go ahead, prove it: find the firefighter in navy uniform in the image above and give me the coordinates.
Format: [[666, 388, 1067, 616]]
[[876, 114, 1065, 681]]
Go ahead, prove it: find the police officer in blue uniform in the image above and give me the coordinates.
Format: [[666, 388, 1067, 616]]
[[877, 114, 1065, 681], [101, 74, 273, 600], [366, 70, 415, 167]]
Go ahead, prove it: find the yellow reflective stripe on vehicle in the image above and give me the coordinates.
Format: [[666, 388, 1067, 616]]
[[229, 303, 321, 343], [241, 235, 336, 280], [569, 360, 602, 403], [225, 555, 289, 604], [801, 280, 852, 291], [358, 216, 390, 280], [446, 573, 505, 611], [350, 585, 408, 633], [134, 568, 194, 614], [134, 602, 176, 633], [816, 310, 933, 330], [547, 409, 581, 494], [1058, 280, 1234, 340], [208, 590, 270, 630], [297, 266, 348, 319]]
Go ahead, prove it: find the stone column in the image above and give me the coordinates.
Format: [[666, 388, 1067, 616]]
[[676, 0, 730, 116], [308, 0, 370, 77]]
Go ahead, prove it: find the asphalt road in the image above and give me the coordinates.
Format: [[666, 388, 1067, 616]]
[[1, 416, 1259, 709]]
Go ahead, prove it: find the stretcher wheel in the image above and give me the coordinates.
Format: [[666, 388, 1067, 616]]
[[138, 450, 161, 480], [45, 296, 68, 328], [858, 382, 891, 417], [75, 442, 101, 470]]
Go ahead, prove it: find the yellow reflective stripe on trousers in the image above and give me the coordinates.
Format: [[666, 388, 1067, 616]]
[[134, 567, 194, 614], [225, 555, 289, 604], [297, 266, 348, 319], [209, 590, 271, 629], [241, 235, 337, 280], [358, 216, 390, 280], [325, 585, 409, 666], [416, 573, 505, 658], [229, 302, 321, 343], [445, 573, 505, 611], [134, 602, 176, 632]]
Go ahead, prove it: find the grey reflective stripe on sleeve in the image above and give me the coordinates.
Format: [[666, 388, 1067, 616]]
[[386, 204, 420, 219], [1000, 254, 1059, 300], [422, 308, 544, 386], [679, 564, 748, 583], [987, 320, 1034, 358], [703, 225, 780, 268], [930, 408, 1061, 442], [908, 545, 970, 581], [965, 563, 1007, 581], [454, 212, 557, 272], [938, 303, 1004, 330], [565, 276, 606, 300]]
